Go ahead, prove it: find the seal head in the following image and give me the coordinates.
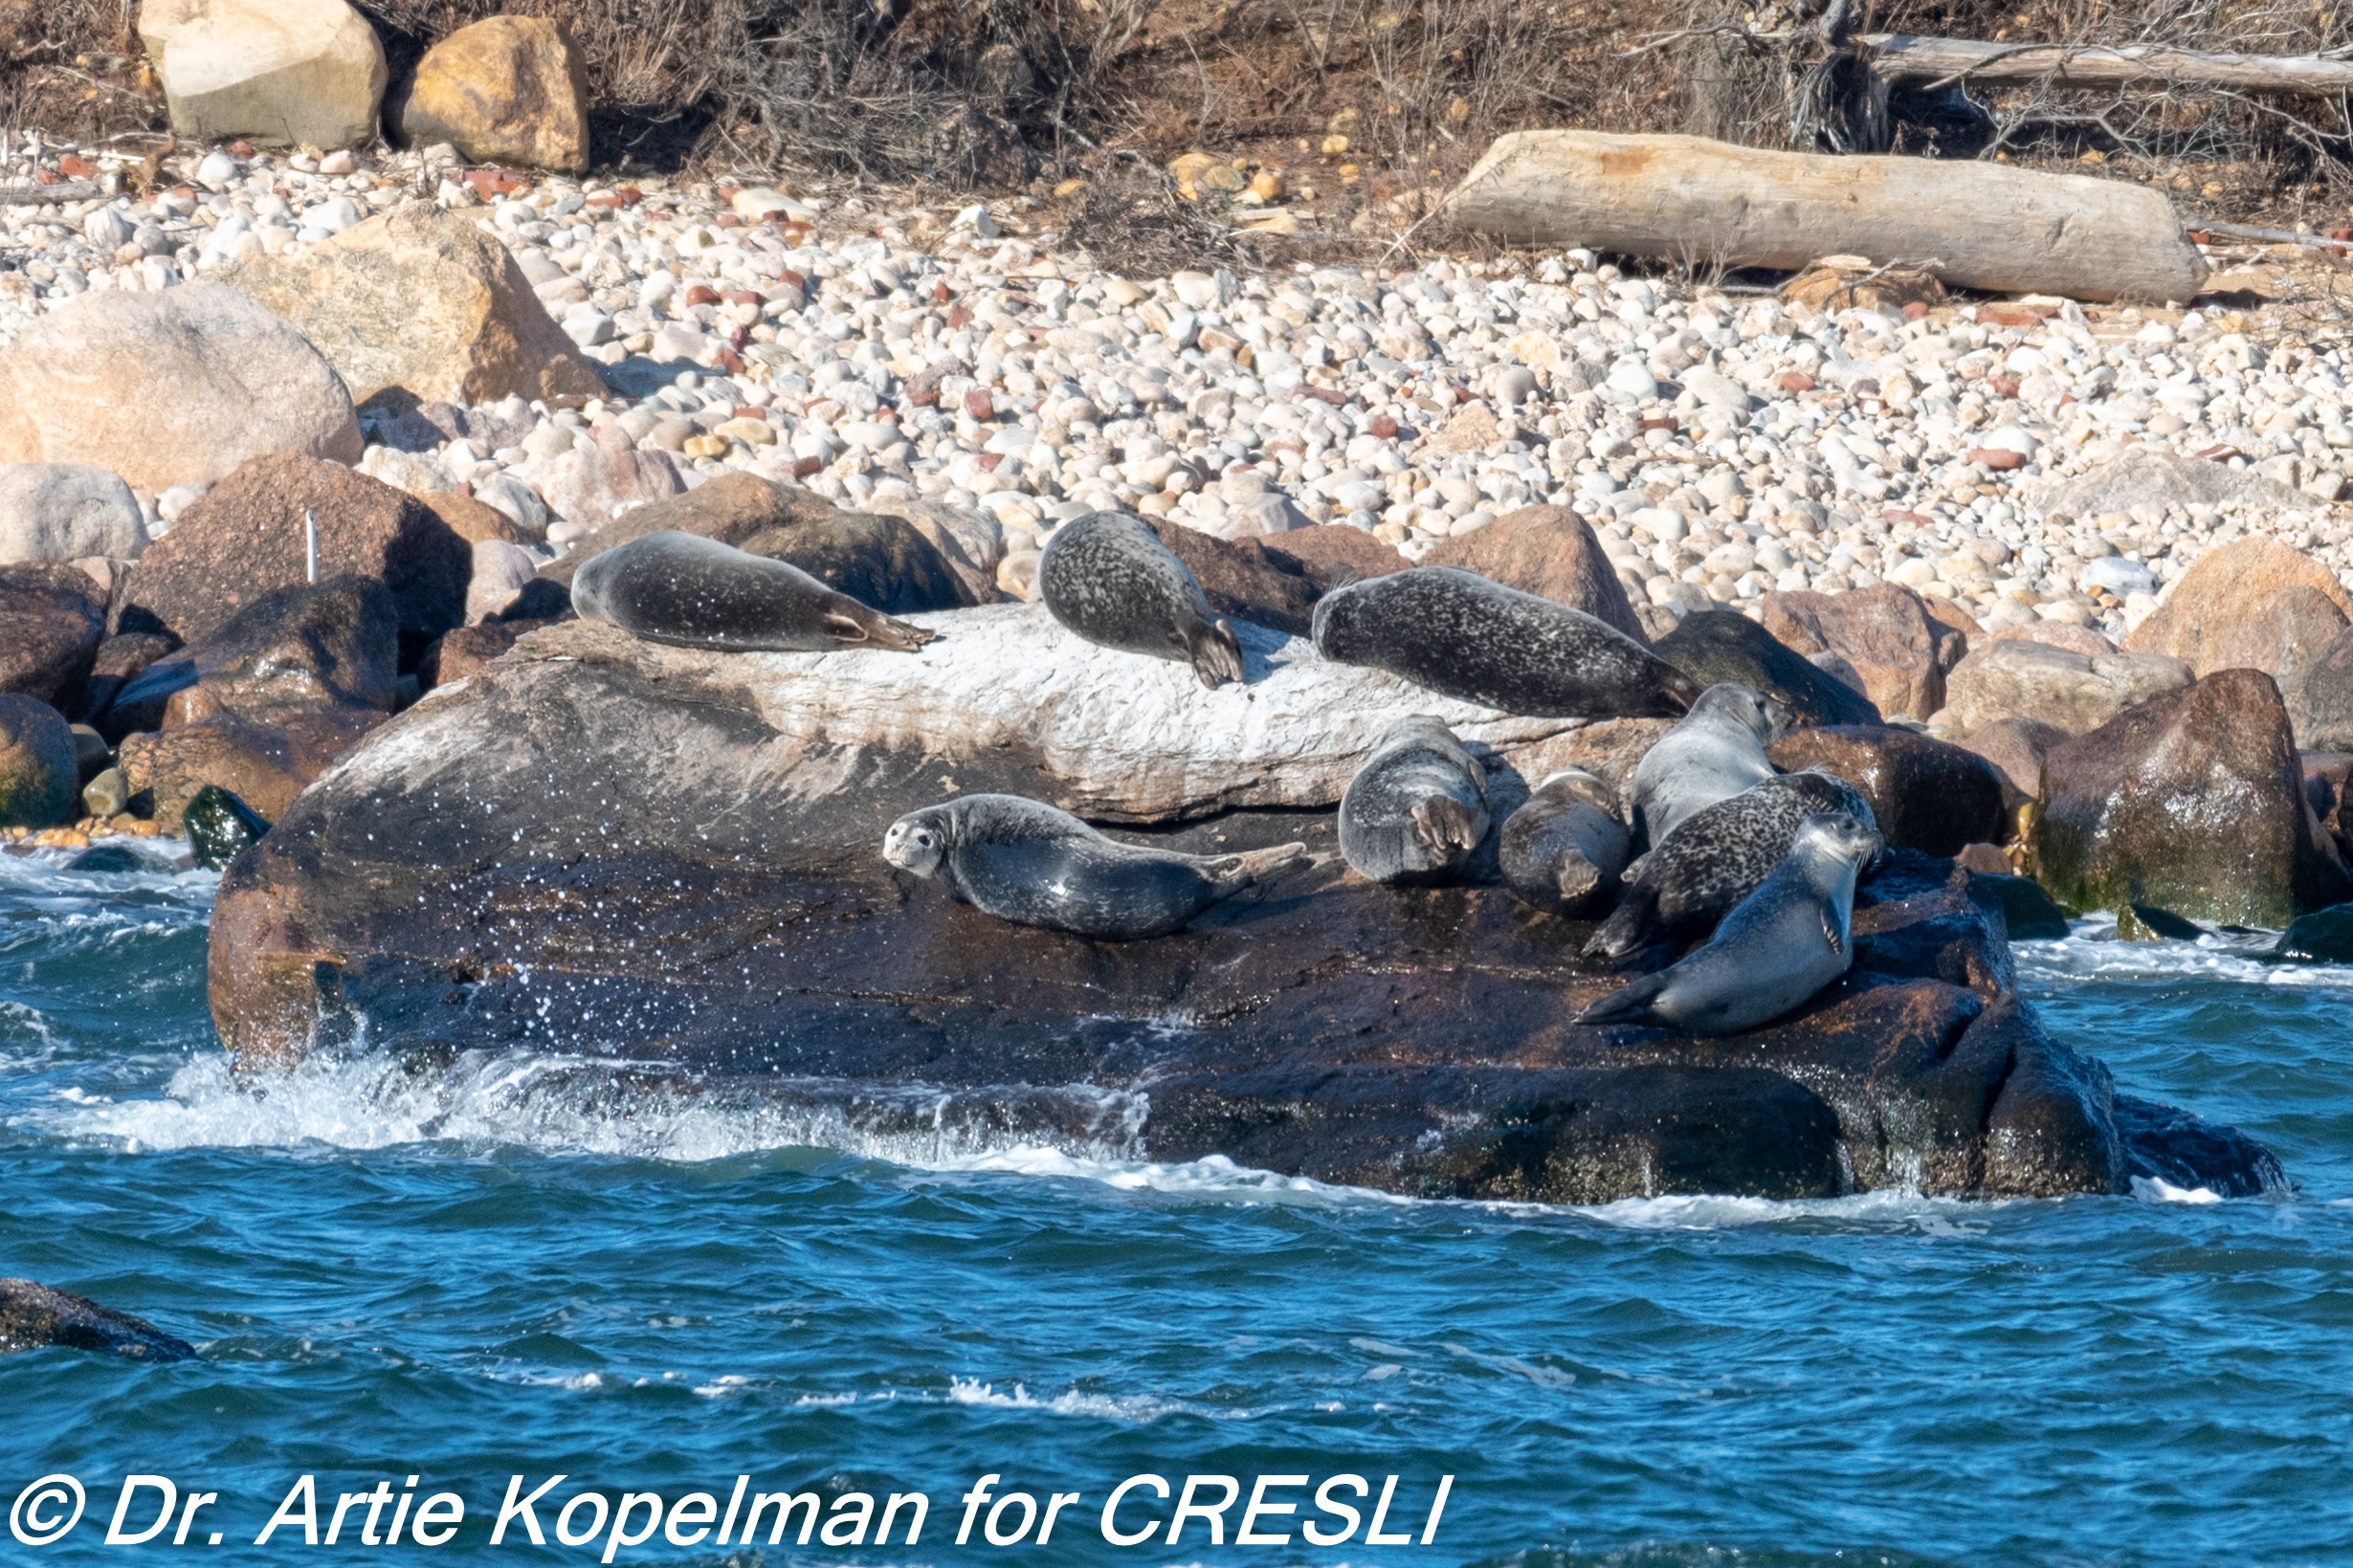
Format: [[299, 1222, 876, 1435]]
[[1630, 682, 1788, 848]]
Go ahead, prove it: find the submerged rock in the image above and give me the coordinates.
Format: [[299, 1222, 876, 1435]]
[[0, 1278, 194, 1360], [184, 784, 272, 871], [2273, 903, 2353, 963]]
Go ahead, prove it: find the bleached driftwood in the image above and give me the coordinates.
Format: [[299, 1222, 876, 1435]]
[[1858, 33, 2353, 94], [1448, 130, 2208, 304]]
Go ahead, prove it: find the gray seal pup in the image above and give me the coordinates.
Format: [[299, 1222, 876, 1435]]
[[1037, 512, 1244, 687], [1585, 769, 1876, 961], [1339, 715, 1491, 885], [1576, 811, 1884, 1036], [1629, 683, 1788, 849], [572, 530, 935, 651], [1311, 566, 1699, 718], [1499, 769, 1632, 917], [882, 793, 1308, 940]]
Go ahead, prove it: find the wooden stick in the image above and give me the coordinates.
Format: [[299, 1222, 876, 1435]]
[[1857, 33, 2353, 94], [0, 181, 101, 206]]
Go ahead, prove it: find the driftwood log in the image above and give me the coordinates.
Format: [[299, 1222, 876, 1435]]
[[1858, 33, 2353, 95], [1447, 130, 2209, 304]]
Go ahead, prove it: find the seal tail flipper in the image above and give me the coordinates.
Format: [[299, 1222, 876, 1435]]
[[1187, 618, 1246, 688], [1199, 841, 1312, 887], [823, 610, 938, 651], [1411, 796, 1484, 857], [1575, 972, 1671, 1027]]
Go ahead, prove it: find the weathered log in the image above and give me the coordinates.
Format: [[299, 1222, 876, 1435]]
[[1447, 130, 2208, 304], [0, 181, 101, 206], [1859, 33, 2353, 94]]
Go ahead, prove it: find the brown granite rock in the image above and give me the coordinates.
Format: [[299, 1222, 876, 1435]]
[[2034, 669, 2351, 923], [103, 579, 399, 740], [543, 426, 685, 536], [1653, 609, 1883, 729], [1554, 718, 1677, 806], [1989, 622, 2118, 658], [1956, 715, 2074, 805], [2304, 751, 2353, 856], [0, 695, 78, 828], [422, 490, 532, 545], [77, 633, 182, 726], [1941, 638, 2194, 737], [1259, 524, 1410, 594], [1767, 724, 2010, 856], [1144, 518, 1317, 637], [1761, 582, 1967, 722], [120, 709, 388, 830], [0, 563, 106, 711], [2124, 537, 2353, 675], [422, 621, 551, 688], [1421, 503, 1649, 643], [122, 454, 469, 651], [397, 15, 591, 172]]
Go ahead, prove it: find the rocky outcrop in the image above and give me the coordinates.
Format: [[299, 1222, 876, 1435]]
[[1653, 610, 1883, 728], [0, 464, 149, 563], [2282, 623, 2353, 752], [397, 15, 592, 173], [139, 0, 385, 150], [0, 696, 78, 829], [0, 1279, 194, 1360], [1766, 724, 2010, 856], [103, 579, 399, 738], [122, 709, 388, 831], [1422, 503, 1649, 642], [123, 456, 468, 653], [1940, 638, 2193, 737], [0, 564, 107, 712], [2035, 669, 2351, 924], [1761, 582, 1967, 722], [1956, 715, 2072, 804], [742, 512, 977, 615], [2123, 537, 2353, 676], [1260, 524, 1410, 593], [0, 286, 361, 494], [205, 608, 2275, 1202], [216, 206, 607, 410]]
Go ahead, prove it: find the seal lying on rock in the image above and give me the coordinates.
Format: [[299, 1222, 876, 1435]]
[[1311, 566, 1699, 718], [1587, 769, 1877, 961], [571, 530, 935, 652], [1578, 811, 1883, 1036], [1631, 683, 1787, 848], [1038, 511, 1244, 687], [1500, 768, 1632, 917], [1339, 715, 1491, 885], [883, 793, 1309, 940]]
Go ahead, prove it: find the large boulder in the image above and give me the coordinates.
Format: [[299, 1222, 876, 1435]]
[[216, 206, 607, 410], [1261, 524, 1410, 593], [0, 286, 361, 494], [2026, 444, 2299, 519], [1956, 715, 2073, 804], [741, 514, 978, 616], [121, 709, 388, 831], [2035, 669, 2352, 924], [205, 613, 2275, 1200], [0, 464, 149, 563], [397, 15, 591, 173], [1941, 638, 2193, 737], [104, 579, 399, 738], [1653, 609, 1883, 728], [1761, 583, 1967, 721], [78, 634, 182, 727], [138, 0, 386, 149], [0, 564, 107, 711], [1767, 724, 2010, 856], [0, 1279, 194, 1361], [0, 695, 78, 829], [1422, 503, 1649, 643], [2124, 537, 2353, 675], [543, 427, 685, 536], [1144, 517, 1317, 636], [2281, 622, 2353, 752], [122, 455, 468, 653]]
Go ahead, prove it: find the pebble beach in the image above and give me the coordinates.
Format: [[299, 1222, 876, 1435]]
[[10, 135, 2352, 677]]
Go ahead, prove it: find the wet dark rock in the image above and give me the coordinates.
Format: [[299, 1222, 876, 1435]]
[[2272, 903, 2353, 962], [0, 694, 78, 829], [184, 784, 272, 871], [0, 562, 106, 711], [0, 1278, 194, 1360], [78, 632, 182, 724], [102, 578, 398, 740], [1767, 724, 2009, 856], [1969, 871, 2072, 939], [66, 843, 150, 873], [202, 633, 2275, 1203], [2112, 1095, 2288, 1198], [2035, 669, 2352, 924], [1654, 610, 1884, 728]]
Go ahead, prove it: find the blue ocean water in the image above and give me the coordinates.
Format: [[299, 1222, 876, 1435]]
[[3, 844, 2350, 1566]]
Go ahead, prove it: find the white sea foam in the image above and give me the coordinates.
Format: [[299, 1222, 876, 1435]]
[[2014, 920, 2353, 990], [945, 1376, 1249, 1422], [2132, 1175, 2226, 1204]]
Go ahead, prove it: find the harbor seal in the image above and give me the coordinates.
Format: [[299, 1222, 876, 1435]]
[[1629, 683, 1788, 848], [1577, 811, 1883, 1036], [1585, 769, 1877, 961], [1339, 714, 1491, 885], [1499, 769, 1632, 917], [1037, 512, 1244, 687], [882, 793, 1308, 940], [1311, 567, 1699, 718], [571, 530, 935, 652]]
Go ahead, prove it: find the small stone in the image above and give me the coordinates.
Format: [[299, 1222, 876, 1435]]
[[83, 766, 128, 820]]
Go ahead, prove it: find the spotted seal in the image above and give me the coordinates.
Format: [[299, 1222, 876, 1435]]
[[1585, 769, 1877, 961], [571, 530, 934, 651], [1338, 714, 1490, 885], [1629, 683, 1788, 848], [1576, 811, 1883, 1036], [882, 793, 1308, 940], [1037, 512, 1244, 687], [1310, 566, 1699, 718], [1498, 768, 1632, 917]]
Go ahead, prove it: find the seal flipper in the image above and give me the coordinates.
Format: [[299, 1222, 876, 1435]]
[[1410, 796, 1483, 858], [1586, 882, 1662, 961], [1198, 840, 1311, 887], [822, 609, 936, 651], [1821, 907, 1845, 957], [1575, 971, 1671, 1027], [1185, 617, 1246, 688]]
